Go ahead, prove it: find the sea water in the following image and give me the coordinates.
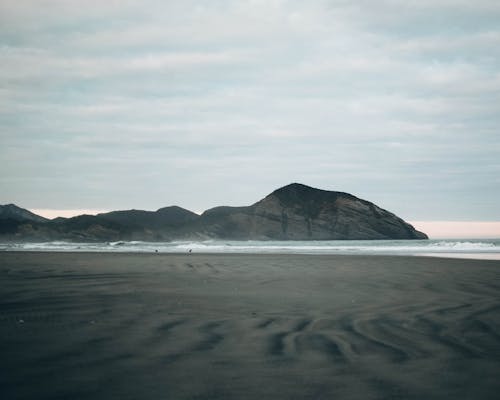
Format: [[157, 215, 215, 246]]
[[1, 239, 500, 259]]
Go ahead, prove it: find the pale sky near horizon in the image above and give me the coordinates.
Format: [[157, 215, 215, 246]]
[[1, 1, 500, 228]]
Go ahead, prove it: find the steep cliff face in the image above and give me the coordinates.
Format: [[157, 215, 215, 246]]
[[196, 183, 427, 240]]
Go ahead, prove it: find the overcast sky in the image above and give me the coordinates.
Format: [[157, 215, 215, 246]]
[[1, 0, 499, 222]]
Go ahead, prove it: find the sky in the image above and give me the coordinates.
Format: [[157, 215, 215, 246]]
[[1, 1, 500, 235]]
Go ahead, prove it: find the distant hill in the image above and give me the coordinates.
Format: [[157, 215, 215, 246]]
[[0, 204, 49, 236], [98, 206, 198, 229], [46, 206, 199, 241], [0, 184, 427, 241], [0, 204, 48, 223]]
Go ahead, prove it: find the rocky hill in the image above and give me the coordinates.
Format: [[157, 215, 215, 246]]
[[0, 184, 427, 241], [193, 183, 427, 240]]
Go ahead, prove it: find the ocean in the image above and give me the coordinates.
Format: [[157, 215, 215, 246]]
[[1, 239, 500, 259]]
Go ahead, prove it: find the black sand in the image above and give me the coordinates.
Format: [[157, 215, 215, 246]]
[[1, 252, 499, 399]]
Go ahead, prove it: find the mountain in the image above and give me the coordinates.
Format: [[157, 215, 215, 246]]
[[0, 204, 48, 223], [0, 204, 49, 236], [0, 184, 427, 241], [194, 183, 427, 240]]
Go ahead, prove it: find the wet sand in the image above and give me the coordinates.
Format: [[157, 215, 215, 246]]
[[1, 252, 499, 399]]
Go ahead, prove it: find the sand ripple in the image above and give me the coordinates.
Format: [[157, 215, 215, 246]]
[[1, 252, 500, 399]]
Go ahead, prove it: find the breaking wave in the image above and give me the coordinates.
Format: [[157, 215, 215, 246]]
[[1, 239, 499, 259]]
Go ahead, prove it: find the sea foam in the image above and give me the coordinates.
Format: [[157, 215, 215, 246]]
[[1, 239, 499, 259]]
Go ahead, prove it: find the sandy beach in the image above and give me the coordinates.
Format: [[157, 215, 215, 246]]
[[1, 252, 499, 399]]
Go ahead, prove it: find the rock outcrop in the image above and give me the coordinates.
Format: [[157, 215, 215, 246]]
[[194, 183, 427, 240]]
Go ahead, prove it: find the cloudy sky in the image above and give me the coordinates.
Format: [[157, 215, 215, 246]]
[[1, 0, 500, 227]]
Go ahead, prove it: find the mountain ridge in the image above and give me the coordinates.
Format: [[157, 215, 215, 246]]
[[0, 183, 427, 241]]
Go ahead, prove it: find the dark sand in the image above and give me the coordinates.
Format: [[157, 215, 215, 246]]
[[1, 252, 499, 400]]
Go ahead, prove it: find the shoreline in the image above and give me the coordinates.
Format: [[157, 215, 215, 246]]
[[2, 249, 500, 261]]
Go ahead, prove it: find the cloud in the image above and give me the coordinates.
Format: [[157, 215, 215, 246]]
[[1, 1, 499, 220], [0, 46, 248, 82]]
